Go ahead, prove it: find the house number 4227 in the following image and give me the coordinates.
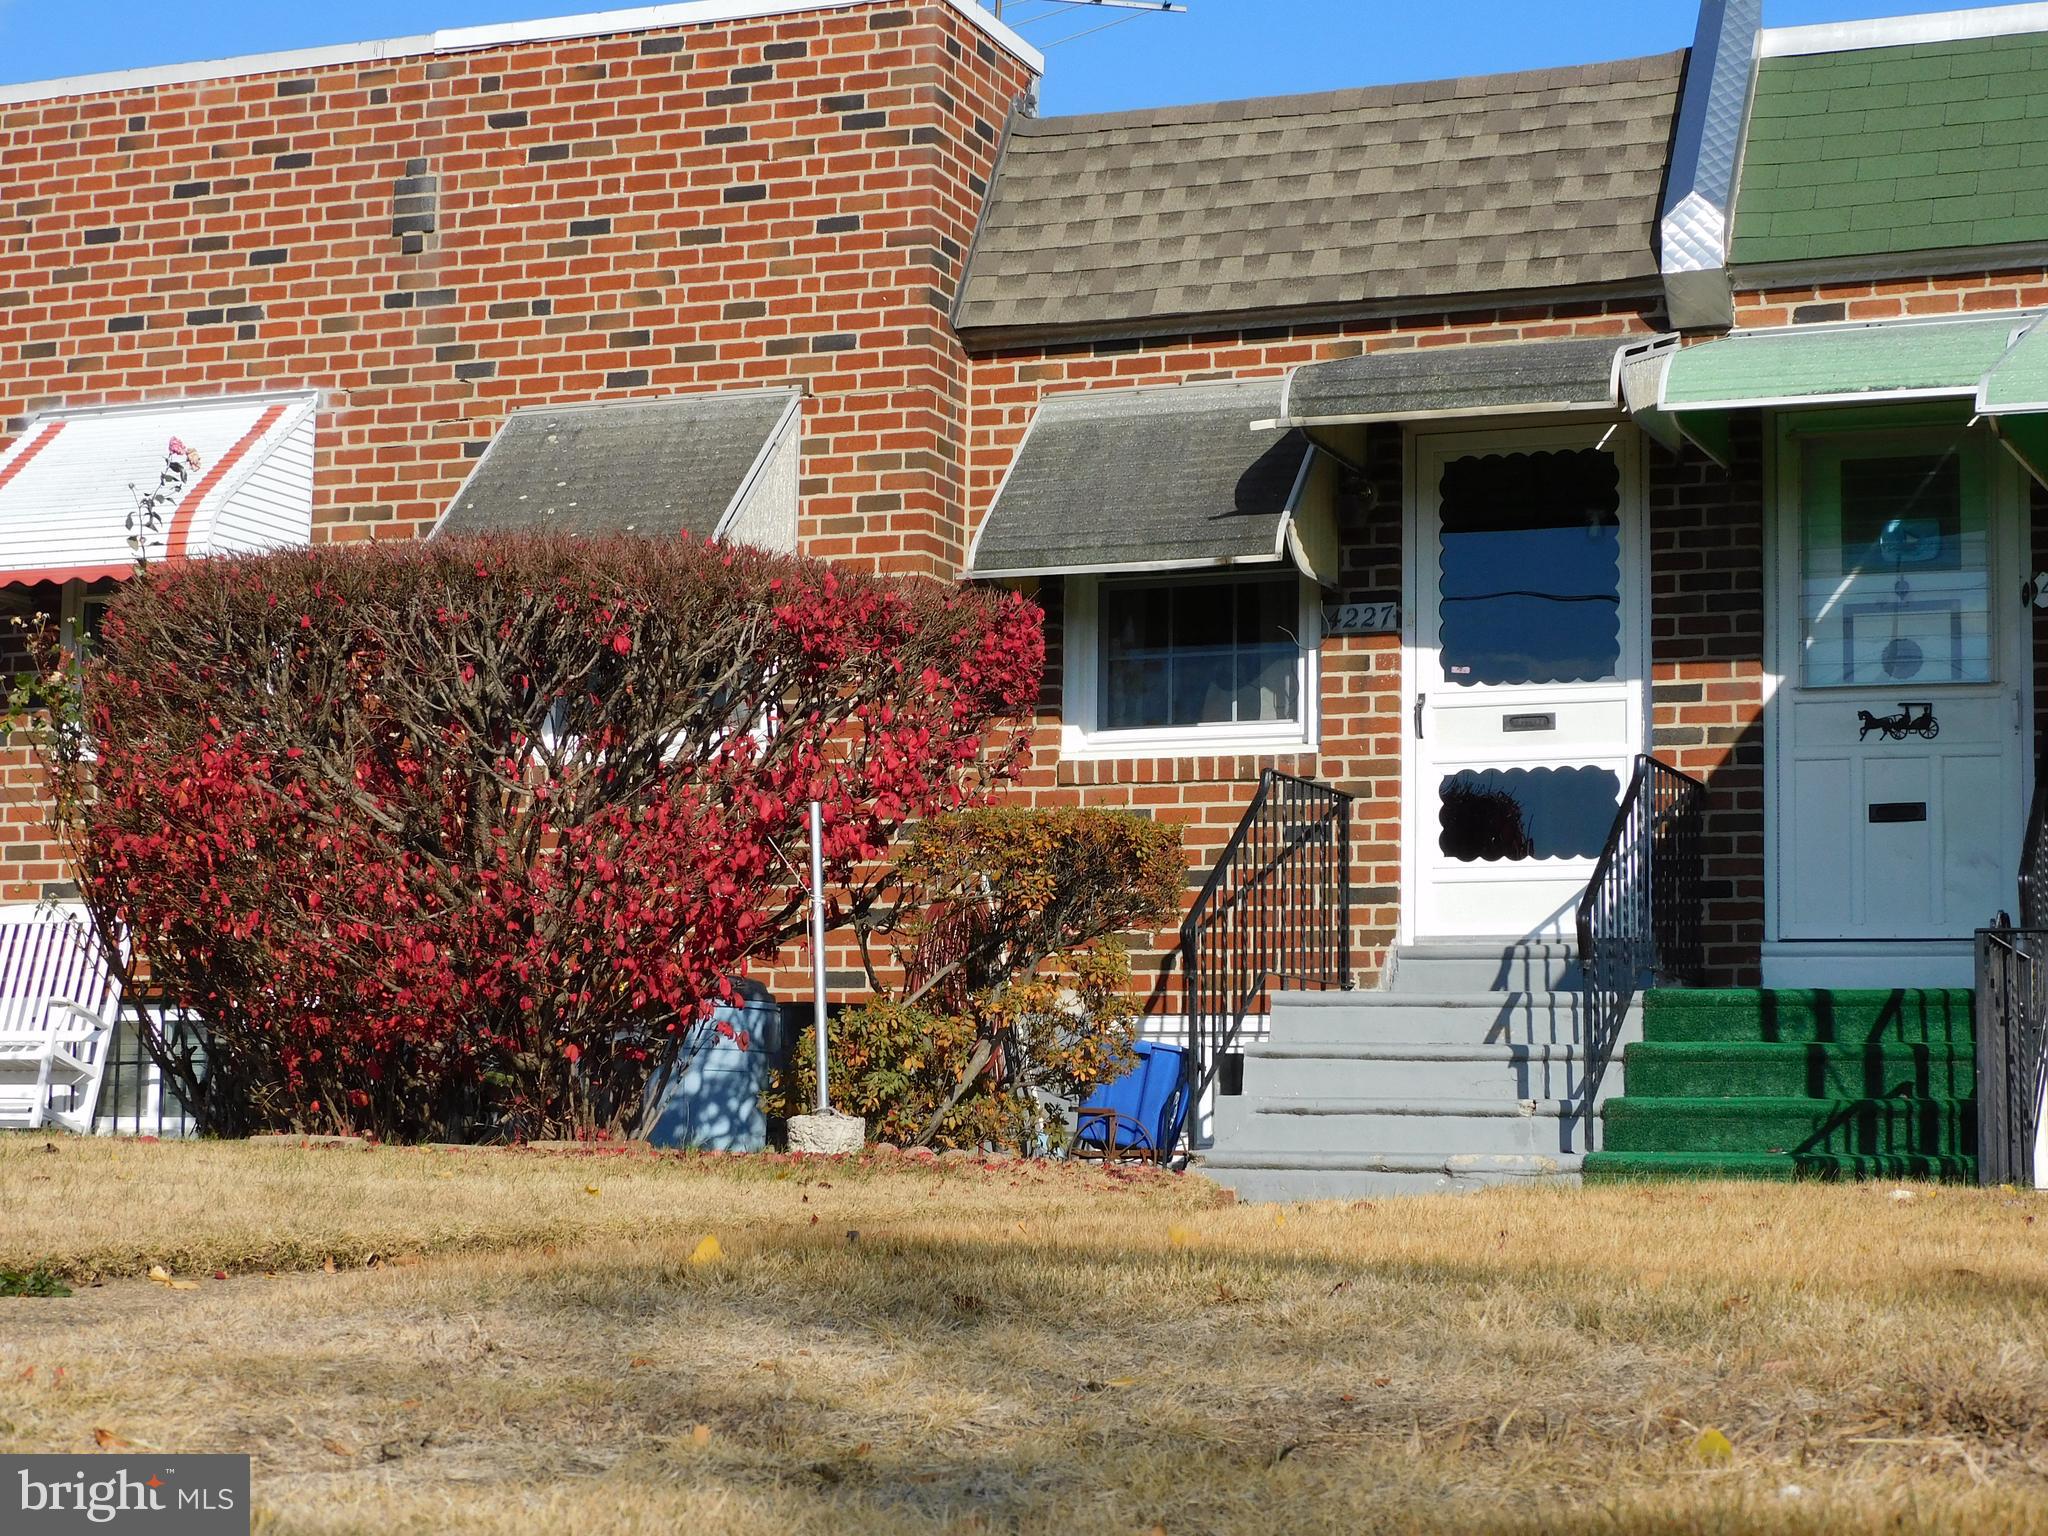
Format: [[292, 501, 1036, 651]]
[[1323, 601, 1399, 635]]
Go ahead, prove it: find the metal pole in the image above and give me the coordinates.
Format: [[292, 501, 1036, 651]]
[[809, 799, 831, 1114]]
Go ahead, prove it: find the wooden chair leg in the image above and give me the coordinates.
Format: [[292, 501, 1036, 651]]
[[29, 1049, 51, 1132]]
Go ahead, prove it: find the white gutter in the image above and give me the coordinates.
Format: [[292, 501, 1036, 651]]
[[1762, 2, 2048, 57], [0, 0, 1041, 107]]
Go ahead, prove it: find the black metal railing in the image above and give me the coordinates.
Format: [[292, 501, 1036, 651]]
[[1975, 757, 2048, 1185], [1178, 770, 1352, 1156], [1574, 755, 1708, 1119], [1975, 925, 2047, 1187], [2021, 764, 2048, 930]]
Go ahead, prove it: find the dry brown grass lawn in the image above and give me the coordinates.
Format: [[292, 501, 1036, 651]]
[[2, 1134, 2047, 1534]]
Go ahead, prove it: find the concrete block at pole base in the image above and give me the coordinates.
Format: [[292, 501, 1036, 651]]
[[788, 1113, 866, 1156]]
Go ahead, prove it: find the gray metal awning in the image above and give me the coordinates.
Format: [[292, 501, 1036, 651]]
[[435, 389, 801, 550], [1269, 336, 1673, 429], [967, 379, 1338, 583]]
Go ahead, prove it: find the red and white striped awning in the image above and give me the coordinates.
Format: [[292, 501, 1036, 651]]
[[0, 394, 317, 588]]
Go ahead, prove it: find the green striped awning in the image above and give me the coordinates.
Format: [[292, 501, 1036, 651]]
[[1636, 314, 2048, 470], [1663, 316, 2031, 410]]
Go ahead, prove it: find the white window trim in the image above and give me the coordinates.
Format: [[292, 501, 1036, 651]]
[[1059, 568, 1322, 762]]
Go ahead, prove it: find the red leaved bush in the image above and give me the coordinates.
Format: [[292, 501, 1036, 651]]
[[51, 535, 1043, 1140]]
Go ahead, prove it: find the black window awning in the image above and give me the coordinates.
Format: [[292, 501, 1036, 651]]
[[1270, 336, 1669, 428], [967, 379, 1337, 583], [435, 389, 801, 549]]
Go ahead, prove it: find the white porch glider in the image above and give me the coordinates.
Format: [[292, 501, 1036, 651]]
[[0, 393, 317, 587], [0, 904, 126, 1134]]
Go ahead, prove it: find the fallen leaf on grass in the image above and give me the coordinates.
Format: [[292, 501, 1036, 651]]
[[584, 1185, 601, 1197], [1694, 1428, 1734, 1464], [322, 1257, 336, 1274], [93, 1428, 133, 1449], [321, 1438, 353, 1458], [689, 1236, 723, 1266], [1167, 1224, 1192, 1248], [167, 1280, 200, 1292], [146, 1265, 170, 1285], [690, 1423, 712, 1448], [629, 1357, 652, 1369]]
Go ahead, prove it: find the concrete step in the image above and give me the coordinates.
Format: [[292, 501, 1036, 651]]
[[1270, 989, 1640, 1046], [1602, 1093, 1976, 1159], [1242, 1040, 1624, 1102], [1583, 1149, 1977, 1183], [1622, 1040, 1974, 1100], [1643, 988, 1976, 1046], [1213, 1094, 1598, 1158], [1384, 941, 1585, 995], [1200, 1149, 1581, 1202]]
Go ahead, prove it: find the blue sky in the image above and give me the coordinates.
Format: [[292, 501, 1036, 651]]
[[0, 1, 1971, 109]]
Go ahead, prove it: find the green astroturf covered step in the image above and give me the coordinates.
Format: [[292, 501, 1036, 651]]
[[1601, 1093, 1975, 1159], [1583, 1149, 1978, 1183], [1621, 1040, 1975, 1100], [1643, 988, 1975, 1046]]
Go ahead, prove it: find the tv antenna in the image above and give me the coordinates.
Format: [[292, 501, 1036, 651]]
[[989, 0, 1189, 48]]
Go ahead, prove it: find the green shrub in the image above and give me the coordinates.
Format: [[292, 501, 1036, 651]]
[[773, 806, 1183, 1151], [0, 1266, 71, 1298]]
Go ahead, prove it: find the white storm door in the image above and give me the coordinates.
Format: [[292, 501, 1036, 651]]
[[1774, 423, 2026, 942], [1408, 426, 1646, 941]]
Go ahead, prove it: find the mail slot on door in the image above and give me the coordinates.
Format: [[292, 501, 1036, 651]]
[[1502, 713, 1557, 733], [1868, 801, 1928, 824]]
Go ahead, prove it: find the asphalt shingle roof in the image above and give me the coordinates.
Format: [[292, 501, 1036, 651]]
[[1285, 336, 1631, 422], [438, 391, 798, 541], [1732, 32, 2048, 268], [968, 380, 1310, 576], [955, 52, 1686, 341]]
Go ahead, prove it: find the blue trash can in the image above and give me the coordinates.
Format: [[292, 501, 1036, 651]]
[[640, 981, 785, 1153]]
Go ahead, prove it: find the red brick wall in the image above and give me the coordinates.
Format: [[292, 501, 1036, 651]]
[[0, 0, 1032, 904], [0, 1, 1031, 573], [1648, 420, 1766, 984]]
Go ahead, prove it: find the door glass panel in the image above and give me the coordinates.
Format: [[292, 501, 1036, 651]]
[[1437, 766, 1622, 863], [1799, 439, 1990, 687], [1437, 448, 1622, 687]]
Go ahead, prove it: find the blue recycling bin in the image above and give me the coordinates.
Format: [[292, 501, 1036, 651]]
[[640, 982, 786, 1153], [1071, 1041, 1189, 1163]]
